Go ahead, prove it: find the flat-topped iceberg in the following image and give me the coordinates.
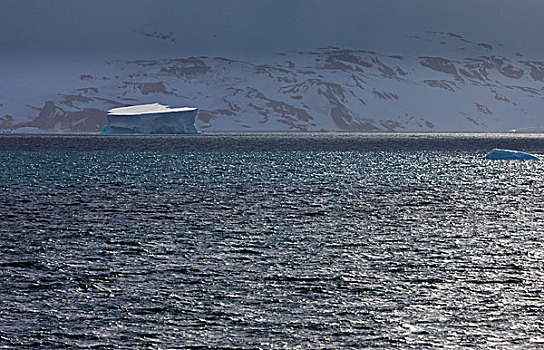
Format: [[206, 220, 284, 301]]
[[102, 103, 199, 134], [485, 149, 539, 160]]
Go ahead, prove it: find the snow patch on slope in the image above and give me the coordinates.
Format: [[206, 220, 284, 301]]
[[1, 32, 544, 133]]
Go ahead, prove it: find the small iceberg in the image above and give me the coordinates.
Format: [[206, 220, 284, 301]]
[[485, 149, 539, 160]]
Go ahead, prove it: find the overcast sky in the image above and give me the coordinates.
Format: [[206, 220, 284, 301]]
[[2, 0, 544, 59]]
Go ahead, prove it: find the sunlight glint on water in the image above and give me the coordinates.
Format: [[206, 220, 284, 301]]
[[1, 147, 544, 349]]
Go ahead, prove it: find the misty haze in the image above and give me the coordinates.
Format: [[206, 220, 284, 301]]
[[2, 0, 544, 133], [2, 1, 544, 349]]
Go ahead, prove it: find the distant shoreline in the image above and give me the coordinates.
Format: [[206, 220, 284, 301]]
[[2, 133, 544, 153]]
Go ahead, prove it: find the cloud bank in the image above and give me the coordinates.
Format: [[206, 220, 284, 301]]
[[2, 0, 544, 58]]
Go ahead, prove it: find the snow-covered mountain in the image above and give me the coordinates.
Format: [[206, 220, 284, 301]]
[[2, 32, 544, 133]]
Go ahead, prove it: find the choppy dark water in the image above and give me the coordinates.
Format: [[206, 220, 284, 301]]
[[1, 134, 544, 349]]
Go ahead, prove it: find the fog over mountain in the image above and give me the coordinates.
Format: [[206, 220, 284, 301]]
[[2, 0, 544, 132], [3, 0, 544, 58]]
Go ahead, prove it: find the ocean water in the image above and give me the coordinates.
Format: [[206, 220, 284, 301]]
[[1, 133, 544, 349]]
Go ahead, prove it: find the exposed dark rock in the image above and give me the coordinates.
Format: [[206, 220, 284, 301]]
[[159, 58, 211, 77], [491, 89, 513, 104], [326, 50, 373, 68], [141, 30, 176, 43], [380, 120, 404, 131], [59, 94, 93, 108], [425, 120, 435, 129], [524, 62, 544, 82], [124, 82, 175, 96], [330, 106, 379, 131], [475, 103, 492, 115], [13, 101, 106, 132], [396, 67, 408, 76], [372, 90, 399, 100], [76, 87, 99, 94], [423, 80, 457, 92], [507, 85, 540, 95], [459, 68, 475, 79], [420, 57, 457, 75], [498, 64, 524, 79], [478, 43, 493, 50], [0, 115, 14, 129], [373, 58, 397, 78], [198, 109, 236, 123]]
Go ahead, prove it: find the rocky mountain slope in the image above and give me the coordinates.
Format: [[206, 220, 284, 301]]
[[2, 32, 544, 133]]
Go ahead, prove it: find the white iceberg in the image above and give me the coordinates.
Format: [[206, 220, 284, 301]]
[[509, 125, 544, 133], [102, 103, 199, 134], [485, 149, 539, 160]]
